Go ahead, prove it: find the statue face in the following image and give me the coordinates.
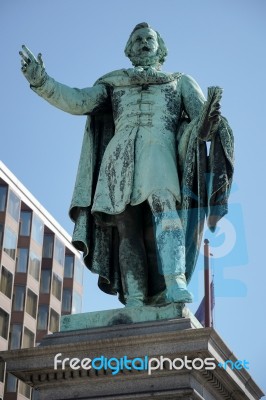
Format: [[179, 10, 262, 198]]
[[130, 28, 159, 64]]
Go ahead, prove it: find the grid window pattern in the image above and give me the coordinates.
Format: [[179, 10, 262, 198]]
[[0, 172, 84, 400], [0, 266, 13, 298]]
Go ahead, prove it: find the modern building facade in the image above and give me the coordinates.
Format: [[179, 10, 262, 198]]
[[0, 161, 84, 400]]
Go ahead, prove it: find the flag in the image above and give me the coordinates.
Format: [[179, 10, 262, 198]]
[[195, 280, 215, 327]]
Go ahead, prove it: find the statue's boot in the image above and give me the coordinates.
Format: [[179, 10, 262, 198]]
[[164, 273, 193, 303]]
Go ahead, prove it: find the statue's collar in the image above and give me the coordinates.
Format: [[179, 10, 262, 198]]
[[127, 67, 182, 84], [95, 68, 182, 87]]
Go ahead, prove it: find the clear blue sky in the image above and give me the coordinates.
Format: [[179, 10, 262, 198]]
[[1, 0, 266, 395]]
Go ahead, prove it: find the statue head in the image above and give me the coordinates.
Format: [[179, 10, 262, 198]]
[[124, 22, 168, 69]]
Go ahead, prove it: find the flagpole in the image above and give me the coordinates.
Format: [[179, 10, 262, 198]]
[[204, 239, 211, 327]]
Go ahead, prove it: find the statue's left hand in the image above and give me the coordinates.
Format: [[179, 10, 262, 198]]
[[199, 92, 221, 140], [19, 45, 47, 87], [209, 100, 221, 128]]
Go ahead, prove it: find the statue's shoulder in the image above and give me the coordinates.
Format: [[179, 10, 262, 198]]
[[179, 73, 200, 86], [94, 69, 131, 87]]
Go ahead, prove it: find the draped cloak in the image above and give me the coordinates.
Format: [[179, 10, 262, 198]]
[[67, 71, 234, 305]]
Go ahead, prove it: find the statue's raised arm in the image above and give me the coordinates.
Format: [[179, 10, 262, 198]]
[[19, 45, 108, 116], [19, 45, 47, 88]]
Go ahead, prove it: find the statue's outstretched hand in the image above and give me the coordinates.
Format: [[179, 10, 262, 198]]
[[19, 45, 47, 87]]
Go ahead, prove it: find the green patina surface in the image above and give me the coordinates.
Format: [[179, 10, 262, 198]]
[[20, 22, 234, 311], [60, 304, 202, 331]]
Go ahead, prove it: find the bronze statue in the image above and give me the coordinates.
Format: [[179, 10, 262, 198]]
[[20, 23, 234, 308]]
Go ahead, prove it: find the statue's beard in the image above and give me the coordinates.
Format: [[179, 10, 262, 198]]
[[129, 53, 162, 69]]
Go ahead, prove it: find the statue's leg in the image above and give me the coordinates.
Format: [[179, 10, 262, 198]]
[[142, 202, 166, 301], [148, 190, 193, 303], [114, 205, 147, 307]]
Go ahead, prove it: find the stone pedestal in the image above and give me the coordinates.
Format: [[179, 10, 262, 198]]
[[0, 309, 264, 400]]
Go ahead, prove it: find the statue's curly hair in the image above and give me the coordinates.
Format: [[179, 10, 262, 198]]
[[124, 22, 168, 66]]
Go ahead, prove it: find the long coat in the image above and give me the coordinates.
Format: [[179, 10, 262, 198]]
[[32, 69, 234, 304]]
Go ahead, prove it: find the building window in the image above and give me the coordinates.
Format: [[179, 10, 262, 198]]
[[0, 185, 7, 211], [22, 327, 35, 348], [72, 292, 82, 314], [3, 226, 17, 260], [5, 373, 17, 392], [49, 308, 59, 332], [0, 223, 3, 249], [0, 359, 5, 382], [42, 233, 54, 258], [19, 380, 31, 398], [12, 286, 25, 311], [37, 305, 48, 330], [0, 266, 13, 298], [19, 210, 32, 236], [9, 324, 22, 349], [26, 289, 37, 319], [0, 308, 9, 339], [74, 259, 84, 285], [54, 237, 64, 266], [29, 251, 41, 281], [32, 388, 41, 400], [16, 248, 29, 273], [52, 273, 62, 300], [32, 214, 44, 245], [62, 288, 72, 312], [64, 254, 74, 278], [40, 269, 51, 293], [7, 190, 20, 222]]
